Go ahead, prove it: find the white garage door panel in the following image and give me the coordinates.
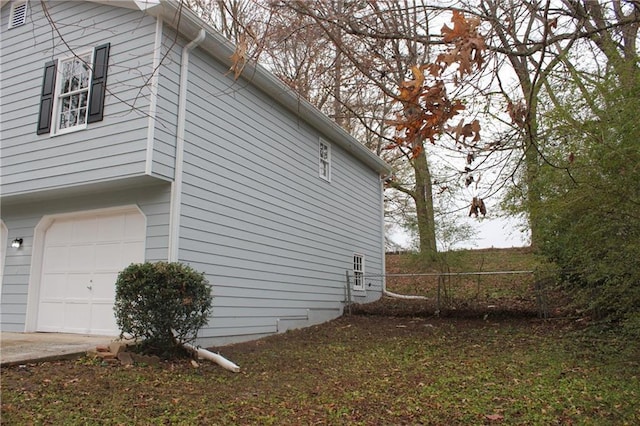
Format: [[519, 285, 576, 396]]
[[91, 272, 119, 299], [64, 302, 92, 333], [37, 209, 145, 335], [38, 302, 65, 331], [45, 219, 71, 243], [91, 304, 119, 335], [69, 245, 95, 270], [95, 243, 123, 269], [39, 273, 66, 300], [42, 246, 69, 272], [67, 273, 94, 301]]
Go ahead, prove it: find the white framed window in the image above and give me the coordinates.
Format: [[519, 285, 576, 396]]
[[37, 43, 110, 136], [51, 51, 93, 134], [8, 1, 28, 29], [353, 253, 364, 291], [319, 139, 331, 181]]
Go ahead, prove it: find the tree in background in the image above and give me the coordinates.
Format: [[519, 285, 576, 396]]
[[531, 1, 640, 331], [461, 1, 639, 248], [458, 0, 581, 247], [538, 68, 639, 332]]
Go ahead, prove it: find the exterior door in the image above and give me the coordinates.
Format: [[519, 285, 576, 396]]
[[37, 208, 145, 335]]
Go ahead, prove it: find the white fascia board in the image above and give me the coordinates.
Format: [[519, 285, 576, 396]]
[[135, 0, 161, 10], [84, 0, 159, 11]]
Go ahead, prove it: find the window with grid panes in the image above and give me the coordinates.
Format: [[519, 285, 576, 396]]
[[319, 139, 331, 181], [55, 52, 92, 133], [353, 254, 364, 290]]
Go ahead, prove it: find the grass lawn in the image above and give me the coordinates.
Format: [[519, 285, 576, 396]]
[[2, 314, 638, 425], [3, 250, 638, 424]]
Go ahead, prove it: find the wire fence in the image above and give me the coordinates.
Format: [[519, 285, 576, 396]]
[[347, 268, 563, 319]]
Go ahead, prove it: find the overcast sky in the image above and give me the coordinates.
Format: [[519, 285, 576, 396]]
[[458, 215, 530, 249], [388, 213, 530, 251]]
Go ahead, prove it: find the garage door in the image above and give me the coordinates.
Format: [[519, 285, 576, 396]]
[[37, 209, 145, 335]]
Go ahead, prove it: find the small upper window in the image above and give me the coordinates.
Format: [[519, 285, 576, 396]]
[[53, 52, 93, 134], [9, 1, 28, 29], [37, 43, 110, 135], [353, 254, 364, 291], [319, 139, 331, 181]]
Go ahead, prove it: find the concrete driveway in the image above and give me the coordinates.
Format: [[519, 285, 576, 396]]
[[1, 332, 116, 366]]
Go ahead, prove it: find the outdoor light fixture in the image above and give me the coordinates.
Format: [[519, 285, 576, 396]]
[[11, 238, 23, 248]]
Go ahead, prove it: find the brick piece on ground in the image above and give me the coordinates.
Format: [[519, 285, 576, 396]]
[[96, 345, 110, 353], [117, 351, 134, 366], [109, 341, 129, 356], [96, 351, 117, 360]]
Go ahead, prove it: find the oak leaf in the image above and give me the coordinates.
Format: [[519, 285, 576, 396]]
[[229, 34, 249, 80]]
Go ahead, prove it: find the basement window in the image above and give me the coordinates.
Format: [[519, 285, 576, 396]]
[[353, 254, 364, 291], [9, 1, 28, 29]]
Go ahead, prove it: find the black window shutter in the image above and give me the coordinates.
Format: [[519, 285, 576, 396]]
[[36, 61, 57, 135], [87, 43, 110, 123]]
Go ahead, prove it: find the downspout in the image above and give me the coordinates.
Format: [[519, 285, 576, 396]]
[[380, 175, 427, 300], [168, 29, 206, 262]]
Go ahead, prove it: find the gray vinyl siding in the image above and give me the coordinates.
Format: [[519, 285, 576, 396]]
[[148, 26, 182, 180], [0, 184, 171, 332], [0, 1, 157, 196], [179, 47, 384, 342]]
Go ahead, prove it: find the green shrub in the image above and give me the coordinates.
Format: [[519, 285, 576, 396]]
[[533, 77, 640, 327], [114, 262, 213, 357]]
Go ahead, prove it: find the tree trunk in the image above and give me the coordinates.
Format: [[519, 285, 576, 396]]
[[332, 0, 344, 128], [412, 148, 437, 255], [523, 125, 541, 248], [523, 92, 542, 248]]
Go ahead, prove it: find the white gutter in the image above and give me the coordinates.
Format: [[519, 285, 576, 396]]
[[168, 28, 206, 262], [379, 176, 387, 294]]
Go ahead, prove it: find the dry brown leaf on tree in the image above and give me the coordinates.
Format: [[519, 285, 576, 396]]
[[469, 197, 487, 217], [439, 11, 485, 78], [450, 118, 481, 145], [228, 34, 249, 80], [383, 11, 485, 159], [507, 100, 527, 128]]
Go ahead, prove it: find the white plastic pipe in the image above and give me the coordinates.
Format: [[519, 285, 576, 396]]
[[384, 290, 428, 300], [183, 342, 240, 373]]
